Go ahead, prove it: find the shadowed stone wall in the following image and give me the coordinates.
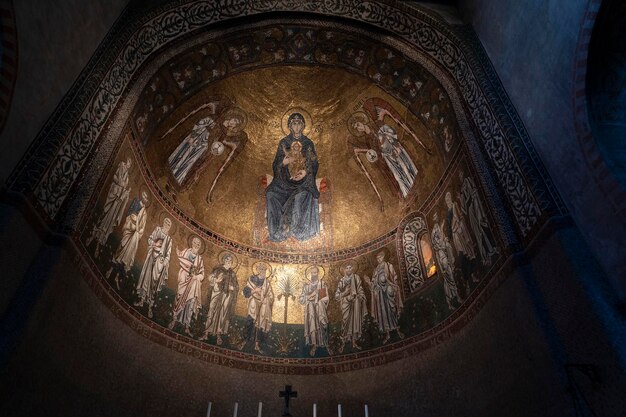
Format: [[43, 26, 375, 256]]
[[0, 0, 129, 183], [460, 0, 626, 299]]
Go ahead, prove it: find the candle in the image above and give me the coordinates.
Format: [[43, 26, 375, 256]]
[[206, 401, 212, 417], [258, 401, 263, 417], [338, 403, 342, 417], [365, 404, 369, 417], [313, 403, 317, 417], [233, 402, 238, 417]]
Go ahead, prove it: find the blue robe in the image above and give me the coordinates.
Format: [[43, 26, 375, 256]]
[[266, 134, 320, 241]]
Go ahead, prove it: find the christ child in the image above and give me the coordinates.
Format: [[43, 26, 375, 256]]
[[282, 140, 306, 180]]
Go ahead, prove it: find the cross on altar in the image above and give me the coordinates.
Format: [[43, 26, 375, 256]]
[[279, 385, 298, 417]]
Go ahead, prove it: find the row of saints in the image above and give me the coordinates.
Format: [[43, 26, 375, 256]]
[[163, 250, 404, 357], [85, 157, 405, 356]]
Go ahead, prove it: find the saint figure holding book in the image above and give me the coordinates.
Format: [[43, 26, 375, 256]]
[[298, 265, 329, 356]]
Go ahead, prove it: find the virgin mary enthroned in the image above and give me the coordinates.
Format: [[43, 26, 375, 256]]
[[266, 112, 320, 242]]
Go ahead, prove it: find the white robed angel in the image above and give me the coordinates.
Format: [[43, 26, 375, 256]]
[[376, 123, 418, 198], [168, 117, 215, 185], [350, 98, 431, 211]]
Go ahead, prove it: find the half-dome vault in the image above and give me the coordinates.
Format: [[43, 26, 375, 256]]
[[7, 1, 564, 375]]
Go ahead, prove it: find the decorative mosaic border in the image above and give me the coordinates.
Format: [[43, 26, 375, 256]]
[[453, 25, 568, 222]]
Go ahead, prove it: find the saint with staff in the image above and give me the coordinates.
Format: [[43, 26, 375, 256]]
[[239, 262, 274, 353]]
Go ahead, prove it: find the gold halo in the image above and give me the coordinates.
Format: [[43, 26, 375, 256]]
[[347, 111, 371, 137], [218, 250, 238, 268], [252, 261, 272, 278], [340, 260, 359, 275], [139, 184, 152, 208], [186, 234, 206, 255], [281, 107, 313, 136], [221, 106, 247, 136], [304, 265, 325, 281], [157, 211, 177, 235]]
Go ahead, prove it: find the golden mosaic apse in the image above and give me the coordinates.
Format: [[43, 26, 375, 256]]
[[77, 21, 505, 371], [143, 66, 443, 251]]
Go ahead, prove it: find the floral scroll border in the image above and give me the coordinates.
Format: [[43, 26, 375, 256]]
[[399, 214, 427, 293]]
